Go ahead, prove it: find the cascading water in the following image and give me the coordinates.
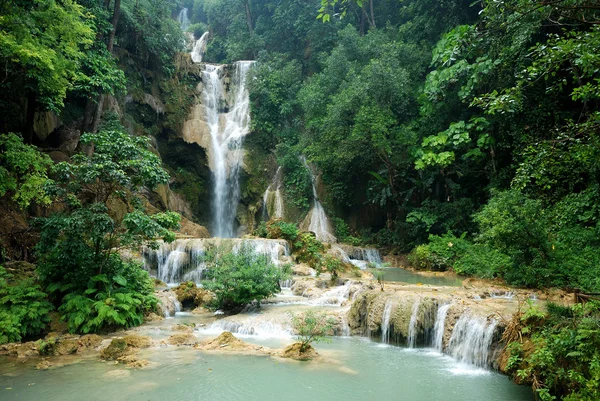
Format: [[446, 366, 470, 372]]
[[381, 299, 394, 343], [407, 298, 421, 348], [262, 167, 284, 220], [191, 32, 209, 63], [143, 238, 290, 285], [300, 157, 337, 243], [448, 313, 498, 368], [432, 303, 451, 351], [201, 61, 254, 237], [333, 245, 382, 269], [177, 8, 190, 31]]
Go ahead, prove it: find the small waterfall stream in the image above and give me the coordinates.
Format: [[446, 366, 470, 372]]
[[300, 157, 336, 243], [407, 298, 421, 348], [262, 167, 284, 220], [191, 32, 209, 63], [432, 303, 451, 351], [381, 299, 393, 343]]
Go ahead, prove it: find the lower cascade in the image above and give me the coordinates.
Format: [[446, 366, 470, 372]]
[[407, 298, 421, 348], [448, 313, 498, 368], [143, 238, 290, 285], [432, 303, 452, 351], [381, 299, 394, 343]]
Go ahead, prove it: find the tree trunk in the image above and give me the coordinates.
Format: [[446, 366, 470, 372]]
[[244, 0, 254, 34]]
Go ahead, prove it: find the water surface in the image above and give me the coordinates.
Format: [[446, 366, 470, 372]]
[[370, 267, 463, 286]]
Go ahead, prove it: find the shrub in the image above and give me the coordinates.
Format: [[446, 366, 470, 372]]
[[266, 219, 299, 241], [453, 244, 513, 278], [294, 232, 325, 269], [318, 255, 345, 280], [58, 261, 157, 333], [255, 221, 268, 238], [202, 247, 290, 310], [290, 310, 337, 352], [409, 233, 469, 271], [332, 217, 361, 246], [0, 266, 53, 344]]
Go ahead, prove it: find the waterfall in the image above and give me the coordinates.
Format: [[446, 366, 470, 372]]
[[381, 299, 394, 343], [203, 319, 292, 338], [432, 304, 451, 351], [262, 167, 284, 220], [309, 281, 352, 306], [334, 245, 382, 269], [407, 298, 421, 348], [300, 157, 336, 243], [341, 312, 350, 336], [191, 32, 209, 63], [177, 8, 190, 31], [202, 61, 254, 237], [143, 238, 290, 285], [448, 313, 498, 368]]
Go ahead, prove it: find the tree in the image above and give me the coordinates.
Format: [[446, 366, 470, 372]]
[[202, 246, 290, 310], [0, 134, 53, 209], [290, 310, 336, 352], [0, 0, 94, 140], [35, 129, 180, 332]]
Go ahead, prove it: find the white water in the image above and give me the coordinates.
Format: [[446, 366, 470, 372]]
[[300, 157, 337, 243], [191, 31, 209, 63], [341, 246, 382, 269], [448, 313, 498, 368], [177, 8, 190, 31], [432, 304, 452, 351], [201, 61, 254, 237], [143, 238, 290, 285], [262, 167, 284, 220], [309, 281, 352, 306], [407, 298, 421, 348], [381, 299, 394, 343], [203, 318, 292, 339], [163, 295, 182, 318]]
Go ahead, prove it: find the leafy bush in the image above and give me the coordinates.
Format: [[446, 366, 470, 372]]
[[453, 244, 513, 278], [202, 247, 290, 310], [255, 221, 268, 238], [0, 133, 53, 209], [409, 233, 469, 271], [266, 219, 299, 241], [294, 232, 325, 269], [332, 217, 361, 246], [0, 266, 53, 344], [508, 302, 600, 401], [290, 310, 336, 352], [58, 261, 157, 333], [318, 255, 345, 280]]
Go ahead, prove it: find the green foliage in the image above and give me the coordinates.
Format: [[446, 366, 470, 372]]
[[0, 266, 53, 344], [58, 261, 157, 333], [290, 310, 336, 352], [202, 247, 290, 310], [318, 255, 345, 280], [332, 217, 361, 246], [36, 129, 177, 333], [375, 270, 385, 291], [453, 244, 512, 279], [266, 220, 299, 242], [277, 147, 312, 211], [0, 0, 94, 113], [0, 134, 53, 209], [409, 233, 469, 271], [293, 232, 325, 269], [254, 221, 268, 238], [510, 302, 600, 401]]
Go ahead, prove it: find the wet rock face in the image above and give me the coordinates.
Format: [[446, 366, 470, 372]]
[[100, 339, 131, 360]]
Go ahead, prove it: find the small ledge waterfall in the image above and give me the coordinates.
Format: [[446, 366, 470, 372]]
[[331, 245, 382, 269], [407, 298, 421, 348], [300, 157, 337, 243], [448, 313, 498, 368], [432, 303, 451, 351], [381, 299, 394, 343], [262, 166, 284, 220]]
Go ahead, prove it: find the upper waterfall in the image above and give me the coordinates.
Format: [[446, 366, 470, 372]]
[[262, 166, 284, 220], [177, 8, 190, 31], [200, 61, 254, 237]]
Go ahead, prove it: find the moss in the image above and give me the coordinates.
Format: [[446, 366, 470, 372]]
[[100, 338, 130, 360]]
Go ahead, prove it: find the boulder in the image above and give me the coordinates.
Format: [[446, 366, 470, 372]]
[[123, 335, 153, 349], [100, 339, 131, 360], [167, 334, 198, 346]]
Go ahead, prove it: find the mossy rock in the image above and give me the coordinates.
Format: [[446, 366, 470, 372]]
[[100, 339, 131, 360], [173, 282, 214, 309], [123, 335, 153, 348], [79, 334, 103, 348]]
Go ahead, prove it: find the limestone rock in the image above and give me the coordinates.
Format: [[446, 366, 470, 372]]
[[123, 335, 153, 348], [100, 339, 132, 360], [79, 334, 103, 349], [171, 324, 194, 333], [177, 217, 210, 238], [167, 333, 198, 346], [279, 342, 318, 361], [195, 332, 261, 352]]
